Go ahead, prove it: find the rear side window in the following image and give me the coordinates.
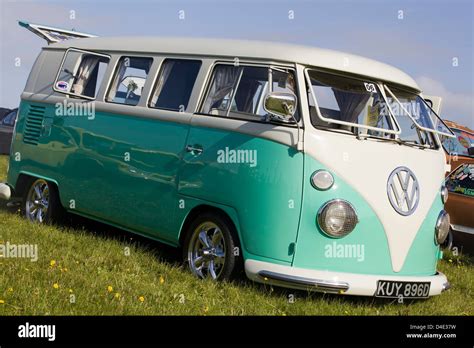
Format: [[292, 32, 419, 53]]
[[149, 59, 201, 111], [201, 64, 298, 122], [54, 49, 110, 100], [107, 57, 153, 106]]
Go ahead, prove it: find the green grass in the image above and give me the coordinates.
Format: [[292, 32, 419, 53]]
[[0, 155, 473, 315]]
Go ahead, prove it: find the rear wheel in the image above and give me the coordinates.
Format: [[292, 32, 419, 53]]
[[23, 178, 63, 224], [183, 213, 242, 281]]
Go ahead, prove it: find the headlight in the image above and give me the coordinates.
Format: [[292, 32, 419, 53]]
[[435, 210, 450, 245], [317, 199, 358, 238], [441, 186, 448, 204], [311, 170, 334, 190]]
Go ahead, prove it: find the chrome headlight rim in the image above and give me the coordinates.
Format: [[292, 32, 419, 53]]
[[311, 170, 334, 191], [435, 210, 450, 245], [317, 199, 359, 238], [441, 186, 449, 204]]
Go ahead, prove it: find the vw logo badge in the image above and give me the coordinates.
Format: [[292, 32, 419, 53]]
[[387, 167, 420, 216]]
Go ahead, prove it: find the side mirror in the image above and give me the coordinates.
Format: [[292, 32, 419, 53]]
[[468, 146, 474, 156], [263, 92, 297, 122]]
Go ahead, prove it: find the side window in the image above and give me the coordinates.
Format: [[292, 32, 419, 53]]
[[201, 64, 298, 121], [149, 59, 201, 111], [54, 49, 110, 100], [107, 57, 153, 106], [446, 164, 474, 197]]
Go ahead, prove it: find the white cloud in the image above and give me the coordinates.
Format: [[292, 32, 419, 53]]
[[416, 76, 474, 129]]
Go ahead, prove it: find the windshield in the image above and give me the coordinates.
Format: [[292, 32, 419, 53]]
[[383, 88, 438, 148], [306, 68, 455, 149], [385, 86, 454, 138], [306, 69, 398, 136], [443, 128, 474, 157]]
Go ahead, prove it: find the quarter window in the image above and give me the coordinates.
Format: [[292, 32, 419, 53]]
[[54, 49, 110, 100], [149, 59, 201, 111], [201, 64, 298, 121], [107, 57, 153, 106]]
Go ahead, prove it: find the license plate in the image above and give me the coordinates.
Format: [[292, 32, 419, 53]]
[[375, 280, 431, 299]]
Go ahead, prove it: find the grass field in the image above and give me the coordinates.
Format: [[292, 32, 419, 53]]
[[0, 155, 473, 315]]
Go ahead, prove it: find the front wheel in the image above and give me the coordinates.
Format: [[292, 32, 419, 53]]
[[183, 213, 242, 281], [23, 178, 63, 224]]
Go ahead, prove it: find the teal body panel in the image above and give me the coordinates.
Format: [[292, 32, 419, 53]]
[[293, 154, 441, 276], [7, 99, 442, 275], [9, 100, 189, 244], [179, 125, 304, 263]]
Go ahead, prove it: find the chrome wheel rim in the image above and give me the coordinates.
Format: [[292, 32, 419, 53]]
[[188, 222, 226, 280], [25, 179, 50, 223]]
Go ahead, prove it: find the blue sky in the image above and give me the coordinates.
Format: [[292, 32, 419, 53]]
[[1, 0, 472, 128]]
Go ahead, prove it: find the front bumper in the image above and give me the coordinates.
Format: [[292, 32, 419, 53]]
[[0, 183, 12, 200], [245, 259, 450, 297]]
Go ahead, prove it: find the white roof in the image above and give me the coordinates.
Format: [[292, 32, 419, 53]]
[[49, 37, 420, 91]]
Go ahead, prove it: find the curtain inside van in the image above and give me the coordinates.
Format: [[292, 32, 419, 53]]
[[202, 66, 243, 113], [333, 88, 370, 123], [150, 61, 175, 107], [108, 62, 128, 100], [72, 56, 100, 95]]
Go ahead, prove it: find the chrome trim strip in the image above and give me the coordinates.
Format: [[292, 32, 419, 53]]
[[258, 270, 350, 293], [450, 223, 474, 235]]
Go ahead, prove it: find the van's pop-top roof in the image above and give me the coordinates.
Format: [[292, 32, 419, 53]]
[[48, 36, 420, 92]]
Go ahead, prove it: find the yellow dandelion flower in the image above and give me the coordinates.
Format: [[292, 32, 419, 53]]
[[53, 283, 59, 289], [204, 306, 209, 313], [107, 286, 113, 293], [139, 296, 145, 302], [159, 276, 165, 284], [8, 287, 13, 293], [0, 300, 4, 304], [69, 289, 73, 293], [50, 260, 56, 267], [63, 268, 68, 272], [115, 292, 121, 299]]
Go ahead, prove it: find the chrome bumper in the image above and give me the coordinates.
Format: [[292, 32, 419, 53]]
[[245, 259, 450, 297], [0, 183, 11, 200]]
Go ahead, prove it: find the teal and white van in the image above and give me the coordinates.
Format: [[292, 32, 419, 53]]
[[0, 22, 456, 298]]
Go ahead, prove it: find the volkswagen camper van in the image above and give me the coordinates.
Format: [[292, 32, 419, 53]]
[[0, 22, 456, 298]]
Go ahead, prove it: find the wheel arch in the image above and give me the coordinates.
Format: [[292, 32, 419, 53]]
[[178, 204, 244, 254], [16, 171, 63, 207]]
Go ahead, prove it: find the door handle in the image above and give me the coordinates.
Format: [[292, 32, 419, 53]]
[[186, 145, 203, 155]]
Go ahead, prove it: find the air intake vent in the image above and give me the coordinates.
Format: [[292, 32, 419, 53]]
[[23, 105, 46, 145]]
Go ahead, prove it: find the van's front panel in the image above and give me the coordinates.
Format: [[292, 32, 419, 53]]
[[245, 126, 449, 296]]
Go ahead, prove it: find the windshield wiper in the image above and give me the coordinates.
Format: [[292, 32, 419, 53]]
[[357, 133, 430, 149]]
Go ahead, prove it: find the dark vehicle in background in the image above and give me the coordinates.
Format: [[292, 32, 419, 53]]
[[0, 108, 18, 154]]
